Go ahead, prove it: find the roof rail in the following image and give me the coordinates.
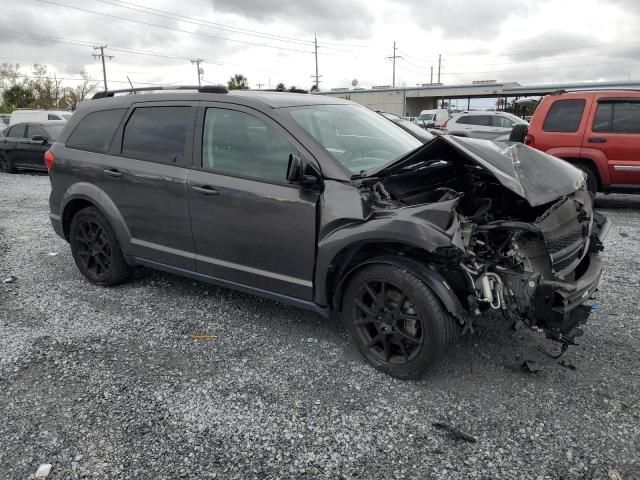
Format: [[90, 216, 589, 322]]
[[255, 88, 309, 94], [92, 84, 228, 99]]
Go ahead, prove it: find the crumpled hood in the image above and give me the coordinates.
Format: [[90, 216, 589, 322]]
[[367, 135, 586, 207]]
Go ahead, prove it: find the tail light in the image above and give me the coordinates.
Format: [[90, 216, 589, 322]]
[[524, 134, 534, 147], [44, 150, 55, 171], [440, 119, 449, 129]]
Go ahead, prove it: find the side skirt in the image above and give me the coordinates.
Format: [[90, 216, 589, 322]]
[[125, 256, 330, 318]]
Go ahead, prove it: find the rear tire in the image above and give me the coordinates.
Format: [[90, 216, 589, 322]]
[[509, 124, 528, 143], [341, 263, 455, 379], [69, 207, 130, 286], [0, 153, 16, 173]]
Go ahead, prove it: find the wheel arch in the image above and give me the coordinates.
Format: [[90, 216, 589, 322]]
[[322, 242, 466, 324], [60, 183, 131, 249]]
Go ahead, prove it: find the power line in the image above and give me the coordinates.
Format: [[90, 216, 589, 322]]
[[92, 0, 315, 47], [35, 0, 316, 55]]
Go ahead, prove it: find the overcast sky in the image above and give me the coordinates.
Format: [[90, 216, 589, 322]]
[[1, 0, 639, 92]]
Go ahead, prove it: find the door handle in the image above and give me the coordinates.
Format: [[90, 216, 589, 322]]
[[588, 137, 607, 143], [191, 185, 219, 196], [103, 168, 124, 178]]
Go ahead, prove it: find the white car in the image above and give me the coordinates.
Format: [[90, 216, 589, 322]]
[[414, 108, 449, 128], [9, 109, 72, 125], [442, 111, 528, 141]]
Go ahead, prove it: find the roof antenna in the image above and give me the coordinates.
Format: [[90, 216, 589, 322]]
[[126, 76, 136, 95]]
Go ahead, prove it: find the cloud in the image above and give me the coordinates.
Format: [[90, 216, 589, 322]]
[[209, 0, 376, 39]]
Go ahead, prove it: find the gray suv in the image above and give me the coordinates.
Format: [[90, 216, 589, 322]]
[[47, 86, 609, 379]]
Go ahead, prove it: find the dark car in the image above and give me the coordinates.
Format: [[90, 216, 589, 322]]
[[378, 111, 437, 142], [0, 121, 66, 173], [47, 86, 609, 379]]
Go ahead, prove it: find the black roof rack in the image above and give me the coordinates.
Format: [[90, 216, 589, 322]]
[[92, 84, 228, 99], [254, 88, 309, 94]]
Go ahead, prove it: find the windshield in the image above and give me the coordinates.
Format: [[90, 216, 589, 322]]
[[285, 104, 422, 174], [41, 124, 65, 140]]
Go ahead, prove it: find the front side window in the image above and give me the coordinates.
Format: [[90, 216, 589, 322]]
[[543, 99, 586, 132], [493, 116, 515, 128], [202, 108, 296, 182], [286, 104, 421, 174], [122, 106, 192, 163], [593, 101, 640, 133], [66, 108, 127, 153]]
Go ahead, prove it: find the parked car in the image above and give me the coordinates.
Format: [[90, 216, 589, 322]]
[[0, 121, 66, 173], [47, 86, 609, 379], [443, 111, 528, 140], [510, 90, 640, 196], [0, 114, 10, 126], [414, 109, 449, 128], [9, 109, 72, 124], [379, 111, 436, 142]]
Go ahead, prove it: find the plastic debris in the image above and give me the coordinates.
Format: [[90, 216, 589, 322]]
[[608, 469, 624, 480], [2, 276, 17, 284], [47, 252, 59, 256], [35, 464, 52, 478], [432, 422, 477, 443], [191, 334, 217, 340], [521, 360, 543, 373]]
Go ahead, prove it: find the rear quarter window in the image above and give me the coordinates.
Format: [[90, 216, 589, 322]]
[[66, 108, 127, 153], [542, 99, 586, 132]]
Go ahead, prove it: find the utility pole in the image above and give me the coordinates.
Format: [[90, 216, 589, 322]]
[[92, 45, 113, 91], [256, 83, 264, 90], [437, 54, 442, 84], [191, 59, 203, 87], [386, 41, 402, 88], [430, 65, 433, 85], [312, 33, 322, 91]]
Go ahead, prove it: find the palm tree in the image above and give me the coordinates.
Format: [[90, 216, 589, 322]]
[[227, 74, 249, 90], [275, 82, 286, 92]]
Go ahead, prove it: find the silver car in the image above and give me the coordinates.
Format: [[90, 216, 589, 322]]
[[443, 111, 528, 141]]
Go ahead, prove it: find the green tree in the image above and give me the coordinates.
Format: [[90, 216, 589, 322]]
[[275, 82, 286, 92], [2, 84, 35, 109], [227, 73, 249, 90]]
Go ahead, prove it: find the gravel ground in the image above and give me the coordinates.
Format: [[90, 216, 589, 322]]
[[0, 172, 638, 480]]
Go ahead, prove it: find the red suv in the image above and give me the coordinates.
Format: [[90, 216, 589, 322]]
[[519, 90, 640, 195]]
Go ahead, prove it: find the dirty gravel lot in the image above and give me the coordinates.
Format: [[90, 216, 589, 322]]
[[0, 172, 638, 480]]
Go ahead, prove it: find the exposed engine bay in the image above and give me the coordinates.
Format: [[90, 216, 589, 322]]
[[355, 136, 610, 353]]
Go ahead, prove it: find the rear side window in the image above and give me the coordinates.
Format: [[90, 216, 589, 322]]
[[122, 106, 192, 164], [202, 108, 296, 182], [543, 99, 585, 132], [48, 114, 62, 120], [66, 108, 127, 153], [593, 101, 640, 133]]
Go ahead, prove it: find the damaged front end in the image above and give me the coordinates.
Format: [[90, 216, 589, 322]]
[[356, 135, 610, 349]]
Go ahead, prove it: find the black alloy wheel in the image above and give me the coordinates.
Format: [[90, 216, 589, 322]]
[[69, 207, 130, 286], [352, 279, 423, 365], [342, 263, 455, 379]]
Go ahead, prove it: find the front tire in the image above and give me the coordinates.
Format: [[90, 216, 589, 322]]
[[69, 207, 130, 286], [341, 263, 455, 379]]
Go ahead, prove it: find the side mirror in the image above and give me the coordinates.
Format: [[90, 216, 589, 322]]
[[287, 153, 318, 187], [31, 135, 47, 143]]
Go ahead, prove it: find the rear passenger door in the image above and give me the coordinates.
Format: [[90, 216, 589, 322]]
[[584, 97, 640, 185], [19, 124, 49, 170], [101, 102, 198, 270], [188, 104, 320, 300]]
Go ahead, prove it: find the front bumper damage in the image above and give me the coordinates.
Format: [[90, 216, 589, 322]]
[[502, 212, 610, 339]]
